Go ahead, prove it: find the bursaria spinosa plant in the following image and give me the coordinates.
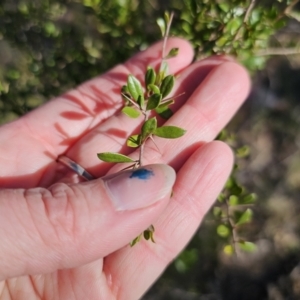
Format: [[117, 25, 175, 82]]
[[97, 12, 186, 246]]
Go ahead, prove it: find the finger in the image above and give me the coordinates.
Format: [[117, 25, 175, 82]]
[[0, 164, 175, 280], [62, 57, 237, 178], [103, 141, 233, 300]]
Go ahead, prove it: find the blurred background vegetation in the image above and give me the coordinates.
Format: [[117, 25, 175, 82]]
[[1, 0, 300, 299]]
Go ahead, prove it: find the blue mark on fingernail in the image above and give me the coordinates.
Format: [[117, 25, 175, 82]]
[[130, 168, 154, 180]]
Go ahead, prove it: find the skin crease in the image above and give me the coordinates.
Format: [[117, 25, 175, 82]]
[[0, 38, 250, 299]]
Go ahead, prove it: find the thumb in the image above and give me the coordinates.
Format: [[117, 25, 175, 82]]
[[0, 164, 175, 280]]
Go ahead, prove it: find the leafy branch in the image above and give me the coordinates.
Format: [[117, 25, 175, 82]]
[[97, 12, 186, 245]]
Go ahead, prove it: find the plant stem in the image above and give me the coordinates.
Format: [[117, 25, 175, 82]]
[[138, 110, 148, 166], [225, 199, 239, 258], [232, 0, 256, 43], [161, 12, 174, 68]]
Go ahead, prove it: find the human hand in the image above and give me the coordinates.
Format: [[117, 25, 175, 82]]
[[0, 38, 250, 299]]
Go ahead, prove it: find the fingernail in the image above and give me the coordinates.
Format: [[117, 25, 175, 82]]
[[102, 164, 176, 211]]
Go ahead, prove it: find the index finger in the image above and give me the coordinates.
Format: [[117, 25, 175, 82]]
[[14, 38, 194, 156]]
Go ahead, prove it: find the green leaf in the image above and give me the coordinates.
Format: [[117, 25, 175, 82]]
[[143, 224, 155, 242], [165, 47, 179, 59], [225, 18, 242, 35], [146, 93, 162, 110], [130, 234, 142, 247], [240, 193, 257, 204], [141, 117, 157, 141], [144, 230, 150, 240], [160, 75, 175, 98], [217, 224, 230, 237], [145, 67, 156, 87], [164, 11, 170, 26], [215, 35, 229, 47], [229, 183, 243, 196], [238, 241, 256, 252], [219, 3, 230, 13], [127, 134, 141, 148], [228, 195, 239, 206], [154, 126, 186, 139], [156, 17, 165, 37], [213, 207, 222, 217], [155, 106, 173, 119], [236, 145, 250, 157], [122, 106, 140, 118], [97, 152, 135, 163], [155, 70, 165, 86], [218, 193, 226, 203], [136, 95, 144, 108], [127, 75, 144, 102], [236, 208, 253, 226], [223, 244, 234, 255], [147, 84, 160, 94]]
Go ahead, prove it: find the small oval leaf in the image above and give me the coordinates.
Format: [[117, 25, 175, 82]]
[[155, 103, 173, 119], [127, 75, 144, 102], [146, 93, 162, 110], [122, 106, 140, 118], [217, 224, 230, 238], [236, 208, 253, 226], [240, 193, 257, 204], [229, 195, 239, 206], [156, 17, 165, 37], [145, 67, 156, 87], [127, 134, 141, 148], [141, 117, 157, 141], [97, 152, 135, 163], [223, 244, 234, 255], [165, 47, 179, 59], [121, 85, 129, 94], [160, 75, 175, 98], [130, 234, 142, 247], [238, 241, 256, 252], [147, 84, 160, 94], [155, 70, 165, 86], [154, 126, 186, 139], [164, 11, 170, 25], [236, 145, 250, 158], [143, 230, 150, 240]]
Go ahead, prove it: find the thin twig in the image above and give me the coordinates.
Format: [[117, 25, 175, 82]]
[[160, 92, 185, 105], [233, 0, 256, 42], [286, 0, 299, 14], [243, 0, 256, 24], [278, 0, 299, 20], [256, 48, 300, 56]]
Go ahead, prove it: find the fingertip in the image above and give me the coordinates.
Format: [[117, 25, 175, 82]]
[[215, 61, 251, 100]]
